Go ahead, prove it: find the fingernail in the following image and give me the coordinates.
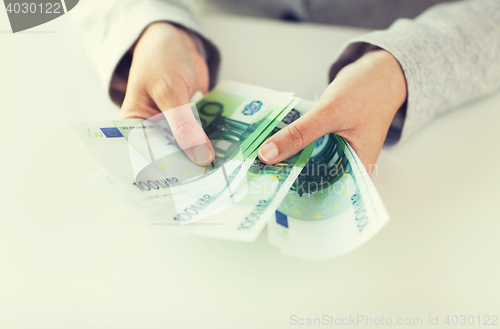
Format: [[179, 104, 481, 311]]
[[259, 142, 279, 163], [193, 144, 212, 165]]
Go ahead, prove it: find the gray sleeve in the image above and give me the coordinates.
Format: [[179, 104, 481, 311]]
[[328, 0, 500, 144], [72, 0, 220, 106]]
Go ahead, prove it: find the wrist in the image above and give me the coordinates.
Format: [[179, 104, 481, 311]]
[[361, 49, 408, 114]]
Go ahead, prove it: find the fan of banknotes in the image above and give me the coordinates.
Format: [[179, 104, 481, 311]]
[[70, 81, 390, 260]]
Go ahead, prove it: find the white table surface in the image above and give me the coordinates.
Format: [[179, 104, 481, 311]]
[[1, 11, 499, 329]]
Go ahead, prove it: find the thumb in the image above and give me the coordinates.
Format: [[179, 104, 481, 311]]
[[258, 105, 334, 164], [121, 88, 215, 166], [164, 103, 215, 166], [149, 84, 214, 166]]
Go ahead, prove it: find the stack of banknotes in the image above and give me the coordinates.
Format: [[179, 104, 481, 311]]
[[71, 81, 390, 260]]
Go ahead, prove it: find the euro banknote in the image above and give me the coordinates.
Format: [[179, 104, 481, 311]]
[[70, 81, 297, 207], [268, 135, 390, 259], [85, 99, 318, 241], [86, 142, 314, 242]]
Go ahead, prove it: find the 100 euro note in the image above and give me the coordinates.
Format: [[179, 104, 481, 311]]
[[70, 81, 297, 207], [197, 80, 295, 156], [267, 134, 390, 259], [86, 143, 314, 242], [146, 96, 302, 225], [84, 100, 318, 242]]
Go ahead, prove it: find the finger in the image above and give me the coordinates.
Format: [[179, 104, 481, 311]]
[[164, 103, 215, 166], [258, 104, 336, 164], [122, 86, 214, 166], [147, 80, 215, 166]]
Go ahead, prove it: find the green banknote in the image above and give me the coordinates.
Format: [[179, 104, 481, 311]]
[[85, 100, 318, 241], [268, 135, 390, 259], [70, 81, 296, 206], [86, 141, 314, 241], [196, 81, 295, 156]]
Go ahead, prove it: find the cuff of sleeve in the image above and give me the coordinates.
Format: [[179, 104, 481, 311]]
[[94, 0, 220, 106]]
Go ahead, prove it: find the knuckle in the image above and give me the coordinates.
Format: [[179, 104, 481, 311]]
[[285, 125, 304, 150]]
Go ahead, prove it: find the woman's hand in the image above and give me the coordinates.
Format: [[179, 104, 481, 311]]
[[258, 49, 407, 175], [120, 22, 215, 166]]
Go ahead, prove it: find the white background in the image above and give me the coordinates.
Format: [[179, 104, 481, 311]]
[[1, 8, 499, 329]]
